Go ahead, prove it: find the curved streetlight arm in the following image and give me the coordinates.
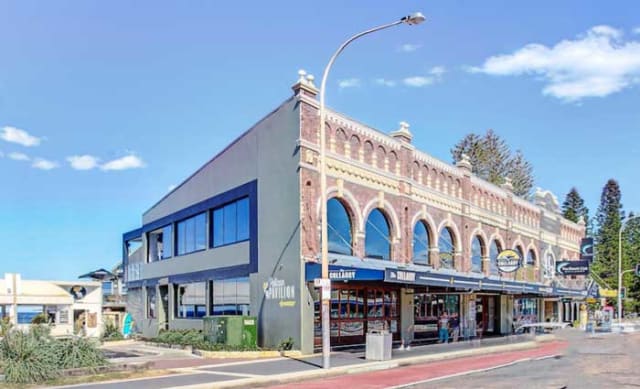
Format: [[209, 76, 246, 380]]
[[319, 19, 403, 110], [618, 214, 640, 326]]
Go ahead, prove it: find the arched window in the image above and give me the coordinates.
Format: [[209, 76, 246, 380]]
[[515, 246, 525, 266], [526, 249, 536, 267], [327, 198, 352, 255], [438, 227, 455, 269], [543, 252, 555, 279], [490, 240, 502, 275], [412, 222, 430, 265], [365, 209, 391, 260], [471, 236, 484, 273]]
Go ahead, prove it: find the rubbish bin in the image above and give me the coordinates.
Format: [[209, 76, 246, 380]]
[[365, 330, 392, 361]]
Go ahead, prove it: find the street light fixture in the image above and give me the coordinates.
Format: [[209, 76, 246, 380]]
[[618, 214, 640, 327], [318, 12, 426, 370]]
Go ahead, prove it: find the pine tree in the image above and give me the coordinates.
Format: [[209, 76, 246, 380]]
[[562, 187, 590, 234], [507, 150, 534, 198], [592, 179, 624, 294], [451, 129, 534, 198]]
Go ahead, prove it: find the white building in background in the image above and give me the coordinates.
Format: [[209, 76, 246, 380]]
[[0, 273, 103, 337]]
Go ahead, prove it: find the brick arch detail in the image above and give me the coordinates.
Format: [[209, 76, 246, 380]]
[[361, 197, 401, 240], [409, 211, 438, 248]]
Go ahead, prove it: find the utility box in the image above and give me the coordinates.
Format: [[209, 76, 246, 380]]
[[203, 316, 257, 347], [365, 330, 392, 361]]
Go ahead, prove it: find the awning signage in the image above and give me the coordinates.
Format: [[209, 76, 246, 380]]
[[304, 263, 384, 282], [580, 238, 594, 262]]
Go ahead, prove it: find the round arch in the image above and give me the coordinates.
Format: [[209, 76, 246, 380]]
[[361, 197, 401, 240]]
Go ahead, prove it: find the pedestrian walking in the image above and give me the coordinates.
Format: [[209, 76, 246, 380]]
[[451, 312, 460, 342]]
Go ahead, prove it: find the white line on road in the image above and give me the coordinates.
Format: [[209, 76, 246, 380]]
[[386, 357, 544, 389]]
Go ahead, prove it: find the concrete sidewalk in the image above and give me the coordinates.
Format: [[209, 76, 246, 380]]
[[53, 334, 554, 389]]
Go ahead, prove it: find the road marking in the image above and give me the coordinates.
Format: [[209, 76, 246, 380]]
[[191, 370, 262, 378], [385, 356, 569, 388]]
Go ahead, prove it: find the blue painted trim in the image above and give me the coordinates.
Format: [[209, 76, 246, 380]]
[[126, 264, 251, 289], [123, 180, 259, 278], [305, 263, 384, 281], [122, 228, 143, 269]]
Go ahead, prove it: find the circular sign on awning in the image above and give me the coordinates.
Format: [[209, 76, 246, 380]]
[[69, 285, 87, 300], [496, 249, 522, 273]]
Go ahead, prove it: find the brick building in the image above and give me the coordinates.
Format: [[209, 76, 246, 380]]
[[123, 71, 586, 353]]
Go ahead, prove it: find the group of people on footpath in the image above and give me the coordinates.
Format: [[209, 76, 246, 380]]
[[437, 311, 461, 343]]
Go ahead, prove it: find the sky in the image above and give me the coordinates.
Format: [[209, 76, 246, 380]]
[[1, 0, 639, 280]]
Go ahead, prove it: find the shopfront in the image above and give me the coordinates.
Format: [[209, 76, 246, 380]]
[[413, 291, 460, 340], [513, 297, 539, 330], [313, 283, 400, 346], [475, 294, 500, 335]]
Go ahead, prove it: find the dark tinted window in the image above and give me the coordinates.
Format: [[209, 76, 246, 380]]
[[327, 198, 352, 255], [365, 209, 390, 260], [412, 222, 430, 265]]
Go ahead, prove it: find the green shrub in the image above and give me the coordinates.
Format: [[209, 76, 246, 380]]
[[55, 337, 107, 369], [0, 316, 12, 337], [277, 337, 294, 351], [150, 329, 260, 351], [0, 328, 108, 384], [0, 329, 60, 384], [30, 312, 49, 325], [102, 322, 124, 341]]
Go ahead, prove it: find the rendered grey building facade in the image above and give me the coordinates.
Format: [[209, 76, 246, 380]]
[[123, 72, 586, 354]]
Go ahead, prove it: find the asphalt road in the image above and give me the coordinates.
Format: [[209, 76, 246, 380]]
[[412, 329, 640, 389]]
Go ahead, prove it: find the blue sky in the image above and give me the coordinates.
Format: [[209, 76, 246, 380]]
[[1, 1, 639, 280]]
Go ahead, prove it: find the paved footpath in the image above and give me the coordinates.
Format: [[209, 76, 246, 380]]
[[268, 341, 567, 389]]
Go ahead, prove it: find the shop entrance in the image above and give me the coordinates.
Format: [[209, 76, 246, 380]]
[[314, 284, 400, 347], [475, 295, 499, 335]]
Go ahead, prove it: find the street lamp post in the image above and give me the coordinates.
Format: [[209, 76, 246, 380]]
[[618, 214, 640, 327], [318, 12, 426, 369]]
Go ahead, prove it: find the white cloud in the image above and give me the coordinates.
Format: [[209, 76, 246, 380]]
[[633, 27, 640, 35], [8, 152, 30, 161], [100, 154, 146, 171], [32, 158, 59, 170], [429, 66, 446, 77], [403, 76, 435, 87], [374, 78, 397, 87], [337, 78, 361, 89], [67, 155, 100, 170], [469, 25, 640, 101], [402, 66, 446, 88], [1, 126, 42, 147], [399, 43, 421, 53]]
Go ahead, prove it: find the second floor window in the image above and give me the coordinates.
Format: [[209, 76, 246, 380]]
[[177, 213, 207, 255], [212, 197, 250, 247]]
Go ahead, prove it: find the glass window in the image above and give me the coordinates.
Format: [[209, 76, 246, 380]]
[[490, 240, 502, 275], [162, 225, 173, 259], [327, 198, 352, 255], [175, 282, 207, 318], [438, 227, 455, 269], [212, 198, 250, 247], [527, 249, 536, 266], [102, 281, 113, 296], [210, 277, 250, 316], [148, 225, 173, 261], [515, 246, 524, 267], [471, 236, 483, 272], [195, 213, 206, 251], [412, 222, 430, 265], [147, 287, 156, 319], [365, 209, 391, 260], [17, 305, 43, 324], [223, 202, 237, 244], [544, 252, 555, 279], [176, 213, 207, 255], [213, 209, 224, 247], [237, 198, 250, 241]]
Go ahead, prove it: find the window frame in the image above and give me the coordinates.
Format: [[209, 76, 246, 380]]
[[211, 197, 251, 249], [175, 212, 208, 257]]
